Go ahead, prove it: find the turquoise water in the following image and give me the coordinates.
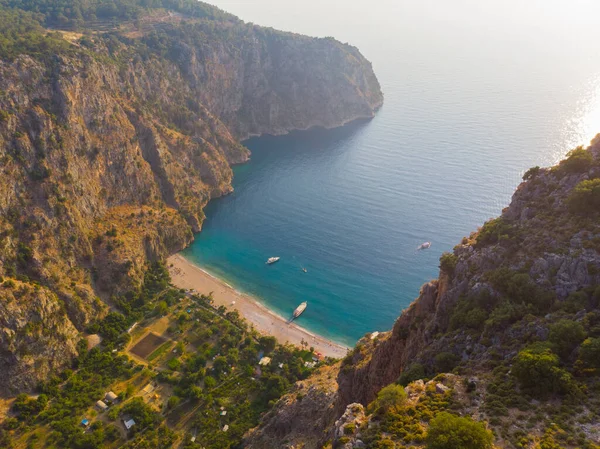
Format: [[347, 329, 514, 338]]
[[183, 0, 600, 346]]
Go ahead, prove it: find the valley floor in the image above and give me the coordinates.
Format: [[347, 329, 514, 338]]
[[167, 254, 350, 358]]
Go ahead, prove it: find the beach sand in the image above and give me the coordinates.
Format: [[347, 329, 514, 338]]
[[167, 254, 350, 359]]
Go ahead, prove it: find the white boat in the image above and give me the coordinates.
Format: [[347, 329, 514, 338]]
[[417, 242, 431, 250], [266, 257, 280, 264], [293, 301, 307, 318]]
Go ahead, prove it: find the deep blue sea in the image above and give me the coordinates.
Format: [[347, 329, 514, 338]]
[[183, 0, 600, 346]]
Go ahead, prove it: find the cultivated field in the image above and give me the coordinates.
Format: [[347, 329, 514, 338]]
[[129, 332, 168, 359]]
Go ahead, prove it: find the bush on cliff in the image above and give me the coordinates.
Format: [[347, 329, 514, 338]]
[[578, 337, 600, 372], [434, 352, 460, 373], [374, 384, 407, 413], [425, 412, 493, 449], [559, 147, 594, 174], [476, 218, 516, 247], [548, 319, 586, 359], [439, 252, 458, 275], [398, 363, 427, 386], [512, 345, 575, 397], [523, 166, 541, 180], [568, 179, 600, 215]]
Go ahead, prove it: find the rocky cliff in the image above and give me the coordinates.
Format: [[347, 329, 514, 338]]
[[246, 140, 600, 448], [0, 1, 383, 395]]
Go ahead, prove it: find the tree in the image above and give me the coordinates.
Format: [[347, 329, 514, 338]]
[[523, 166, 541, 180], [259, 336, 277, 354], [578, 337, 600, 370], [512, 346, 574, 396], [439, 252, 458, 275], [548, 319, 586, 359], [426, 412, 493, 449], [374, 384, 407, 413], [204, 376, 217, 389], [434, 352, 460, 373], [167, 395, 180, 409], [155, 301, 168, 316], [560, 147, 593, 173], [398, 363, 426, 386], [568, 179, 600, 215]]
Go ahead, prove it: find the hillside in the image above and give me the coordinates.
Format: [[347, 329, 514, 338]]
[[245, 140, 600, 449], [0, 0, 383, 395]]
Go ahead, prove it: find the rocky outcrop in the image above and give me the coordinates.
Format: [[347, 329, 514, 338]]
[[245, 364, 341, 449], [0, 9, 383, 394], [0, 280, 79, 393], [330, 403, 367, 449]]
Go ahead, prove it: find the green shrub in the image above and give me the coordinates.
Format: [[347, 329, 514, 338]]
[[476, 218, 516, 246], [568, 179, 600, 215], [561, 291, 589, 313], [398, 363, 426, 386], [439, 252, 458, 275], [375, 384, 408, 413], [523, 166, 541, 180], [167, 358, 181, 371], [204, 376, 216, 389], [344, 423, 356, 434], [512, 346, 574, 396], [578, 337, 600, 370], [434, 352, 460, 373], [486, 268, 554, 314], [559, 147, 593, 173], [548, 319, 586, 359], [167, 395, 180, 409], [425, 412, 493, 449]]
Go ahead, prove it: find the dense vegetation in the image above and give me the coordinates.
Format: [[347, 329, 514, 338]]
[[0, 0, 237, 28], [2, 263, 321, 448]]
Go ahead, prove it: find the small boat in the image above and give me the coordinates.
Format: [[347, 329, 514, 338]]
[[266, 257, 280, 265], [302, 267, 307, 273], [417, 242, 431, 250], [293, 301, 307, 318]]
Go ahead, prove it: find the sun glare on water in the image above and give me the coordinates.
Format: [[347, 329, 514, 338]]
[[578, 77, 600, 145]]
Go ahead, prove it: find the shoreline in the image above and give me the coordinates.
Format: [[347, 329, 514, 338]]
[[167, 254, 350, 359]]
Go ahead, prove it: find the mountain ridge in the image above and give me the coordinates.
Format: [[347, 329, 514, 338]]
[[0, 0, 382, 394]]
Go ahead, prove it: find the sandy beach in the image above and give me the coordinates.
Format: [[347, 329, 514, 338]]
[[167, 254, 350, 359]]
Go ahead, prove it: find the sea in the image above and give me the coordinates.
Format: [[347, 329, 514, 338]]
[[181, 0, 600, 347]]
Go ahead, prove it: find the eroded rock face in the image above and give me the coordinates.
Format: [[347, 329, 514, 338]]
[[244, 365, 341, 449], [0, 281, 79, 394], [0, 18, 383, 393]]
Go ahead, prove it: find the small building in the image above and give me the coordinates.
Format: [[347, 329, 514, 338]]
[[220, 410, 227, 416], [142, 383, 155, 395], [81, 419, 90, 428], [96, 400, 108, 412], [105, 391, 118, 404], [258, 357, 271, 366], [124, 419, 136, 430]]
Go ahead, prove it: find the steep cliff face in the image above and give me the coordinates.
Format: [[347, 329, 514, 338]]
[[0, 4, 383, 394], [247, 140, 600, 448], [178, 26, 384, 139], [337, 139, 600, 408]]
